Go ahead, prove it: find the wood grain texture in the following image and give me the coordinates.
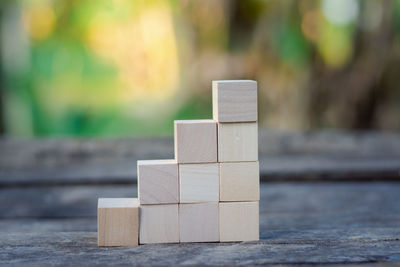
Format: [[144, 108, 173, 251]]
[[1, 231, 400, 266], [137, 160, 178, 204], [218, 122, 258, 162], [97, 198, 139, 246], [220, 161, 260, 202], [179, 203, 219, 242], [212, 80, 257, 122], [2, 130, 400, 185], [3, 183, 400, 224], [174, 120, 217, 163], [2, 183, 400, 265], [139, 204, 179, 244], [219, 201, 259, 242], [179, 163, 219, 203]]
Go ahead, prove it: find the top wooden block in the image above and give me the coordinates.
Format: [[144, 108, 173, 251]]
[[212, 80, 257, 122], [174, 120, 217, 163]]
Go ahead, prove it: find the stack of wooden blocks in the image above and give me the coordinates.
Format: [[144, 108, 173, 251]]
[[98, 80, 259, 246]]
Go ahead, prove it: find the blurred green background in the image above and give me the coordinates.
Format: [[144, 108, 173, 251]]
[[0, 0, 400, 137]]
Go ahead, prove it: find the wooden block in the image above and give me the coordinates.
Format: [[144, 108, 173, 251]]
[[212, 80, 257, 123], [179, 163, 219, 203], [174, 120, 217, 163], [179, 203, 219, 242], [219, 201, 259, 242], [218, 122, 258, 162], [139, 204, 179, 244], [97, 198, 139, 246], [220, 162, 260, 202], [137, 160, 179, 205]]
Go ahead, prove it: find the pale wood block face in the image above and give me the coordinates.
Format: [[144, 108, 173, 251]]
[[219, 201, 259, 242], [139, 204, 179, 244], [97, 198, 139, 246], [212, 80, 257, 123], [218, 122, 258, 162], [179, 203, 219, 242], [220, 162, 260, 202], [137, 160, 179, 205], [174, 120, 217, 163], [179, 163, 219, 203]]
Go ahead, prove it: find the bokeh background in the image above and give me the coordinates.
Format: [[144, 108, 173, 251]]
[[1, 0, 400, 137]]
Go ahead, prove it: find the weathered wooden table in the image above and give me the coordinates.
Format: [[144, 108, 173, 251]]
[[1, 130, 400, 266]]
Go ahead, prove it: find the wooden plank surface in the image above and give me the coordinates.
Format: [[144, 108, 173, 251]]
[[2, 231, 399, 266], [1, 131, 400, 265], [1, 183, 400, 222], [1, 130, 400, 186], [1, 183, 400, 265]]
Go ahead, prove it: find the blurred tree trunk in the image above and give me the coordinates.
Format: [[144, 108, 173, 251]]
[[308, 0, 394, 129]]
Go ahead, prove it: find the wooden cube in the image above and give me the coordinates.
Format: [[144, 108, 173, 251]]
[[218, 122, 258, 162], [179, 163, 219, 203], [139, 204, 179, 244], [97, 198, 139, 246], [137, 160, 179, 205], [174, 120, 217, 163], [179, 203, 219, 242], [212, 80, 257, 123], [220, 162, 260, 202], [219, 201, 259, 242]]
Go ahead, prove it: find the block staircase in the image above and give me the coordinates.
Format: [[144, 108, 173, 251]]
[[98, 80, 259, 246]]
